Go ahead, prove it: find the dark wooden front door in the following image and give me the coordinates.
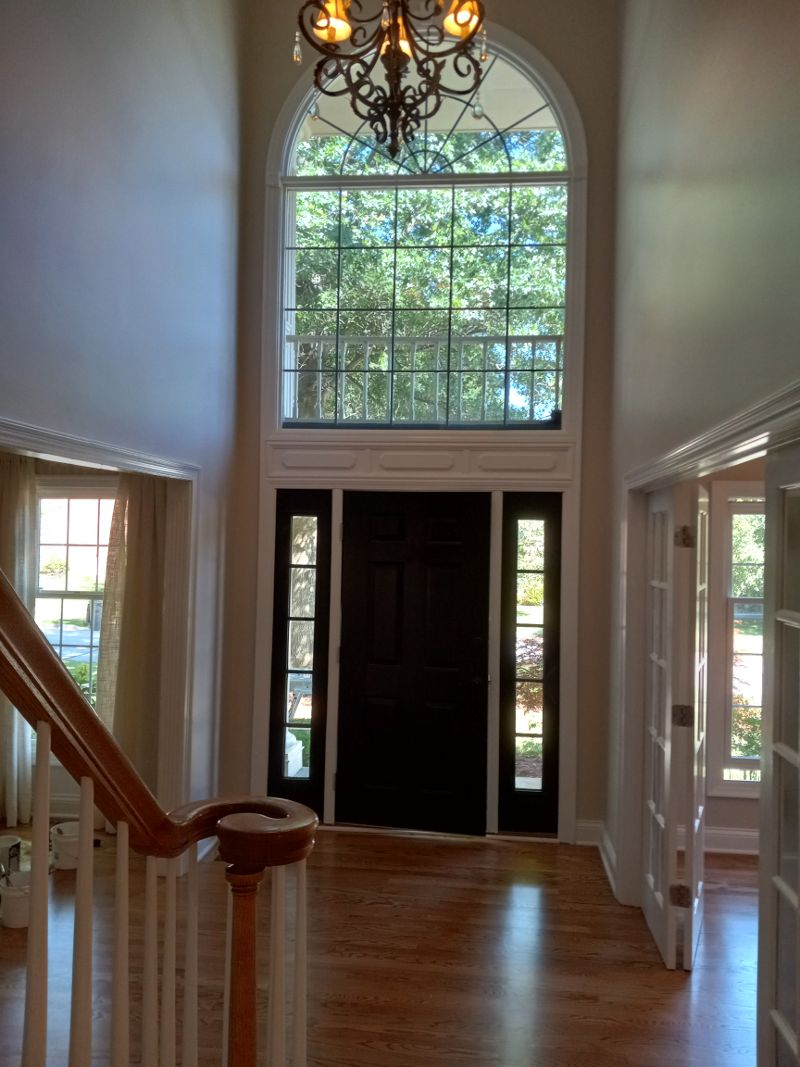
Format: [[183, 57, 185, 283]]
[[337, 492, 490, 835]]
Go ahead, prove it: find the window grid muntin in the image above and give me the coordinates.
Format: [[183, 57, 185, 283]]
[[283, 176, 567, 428], [35, 490, 115, 707]]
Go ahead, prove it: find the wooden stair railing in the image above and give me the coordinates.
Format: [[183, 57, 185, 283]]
[[0, 566, 318, 1067]]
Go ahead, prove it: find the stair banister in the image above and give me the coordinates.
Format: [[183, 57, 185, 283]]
[[0, 566, 317, 1065]]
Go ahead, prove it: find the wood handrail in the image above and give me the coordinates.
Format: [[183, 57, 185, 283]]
[[0, 567, 317, 859]]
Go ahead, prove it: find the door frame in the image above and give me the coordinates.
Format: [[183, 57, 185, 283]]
[[252, 472, 582, 842], [613, 380, 800, 908]]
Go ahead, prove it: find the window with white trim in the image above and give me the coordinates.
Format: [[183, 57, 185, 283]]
[[282, 52, 571, 428], [33, 478, 117, 706], [708, 482, 765, 795]]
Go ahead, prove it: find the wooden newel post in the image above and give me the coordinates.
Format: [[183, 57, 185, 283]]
[[224, 864, 266, 1067], [216, 804, 318, 1067]]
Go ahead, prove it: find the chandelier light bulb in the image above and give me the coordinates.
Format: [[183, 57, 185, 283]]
[[312, 0, 353, 44], [443, 0, 480, 39]]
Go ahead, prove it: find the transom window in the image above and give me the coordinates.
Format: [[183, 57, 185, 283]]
[[282, 54, 570, 428]]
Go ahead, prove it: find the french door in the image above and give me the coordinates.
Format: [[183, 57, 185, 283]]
[[642, 482, 708, 970], [758, 443, 800, 1065], [336, 491, 490, 835]]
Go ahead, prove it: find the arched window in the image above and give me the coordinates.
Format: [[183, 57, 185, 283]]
[[281, 50, 572, 428]]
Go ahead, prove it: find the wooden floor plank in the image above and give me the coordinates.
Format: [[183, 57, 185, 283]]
[[0, 827, 757, 1066]]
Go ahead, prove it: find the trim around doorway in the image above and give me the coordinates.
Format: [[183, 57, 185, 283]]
[[612, 379, 800, 906]]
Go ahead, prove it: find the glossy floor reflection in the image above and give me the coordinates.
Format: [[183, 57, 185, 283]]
[[0, 828, 757, 1067]]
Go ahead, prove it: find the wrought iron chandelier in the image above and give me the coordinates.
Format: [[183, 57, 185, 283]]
[[293, 1, 488, 158]]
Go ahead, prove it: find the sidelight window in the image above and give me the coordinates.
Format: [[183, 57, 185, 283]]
[[499, 494, 560, 833], [269, 490, 331, 813]]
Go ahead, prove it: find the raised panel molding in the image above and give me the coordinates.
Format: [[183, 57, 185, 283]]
[[266, 437, 574, 487], [377, 452, 456, 471]]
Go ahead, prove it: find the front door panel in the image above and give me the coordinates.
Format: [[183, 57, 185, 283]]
[[337, 492, 490, 835]]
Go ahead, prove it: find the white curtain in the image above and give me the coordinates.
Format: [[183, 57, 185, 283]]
[[96, 474, 166, 793], [0, 454, 35, 826]]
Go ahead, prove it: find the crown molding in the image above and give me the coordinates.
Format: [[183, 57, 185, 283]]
[[624, 379, 800, 491]]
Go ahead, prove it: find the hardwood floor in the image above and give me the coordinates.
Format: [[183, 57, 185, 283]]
[[0, 828, 757, 1066]]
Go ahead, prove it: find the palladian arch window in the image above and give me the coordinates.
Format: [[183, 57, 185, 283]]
[[282, 52, 570, 428]]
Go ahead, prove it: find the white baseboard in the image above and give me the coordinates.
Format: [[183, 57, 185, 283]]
[[576, 819, 618, 898], [676, 823, 759, 855], [575, 818, 604, 845]]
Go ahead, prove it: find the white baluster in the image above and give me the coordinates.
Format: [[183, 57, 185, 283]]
[[292, 860, 308, 1067], [182, 842, 199, 1067], [221, 877, 233, 1067], [142, 856, 159, 1067], [160, 857, 177, 1067], [268, 865, 287, 1067], [111, 821, 130, 1067], [22, 721, 50, 1067], [68, 776, 95, 1066]]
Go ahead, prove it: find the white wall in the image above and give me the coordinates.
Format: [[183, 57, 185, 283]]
[[0, 1, 241, 802], [614, 0, 800, 464], [610, 0, 800, 886]]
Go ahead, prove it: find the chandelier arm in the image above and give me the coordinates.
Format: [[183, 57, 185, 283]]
[[297, 1, 384, 57], [297, 0, 488, 158]]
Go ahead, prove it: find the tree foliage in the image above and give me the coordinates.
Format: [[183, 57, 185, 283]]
[[286, 135, 568, 425]]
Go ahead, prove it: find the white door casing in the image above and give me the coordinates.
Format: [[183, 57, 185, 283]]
[[642, 482, 707, 970], [683, 483, 709, 969], [642, 488, 678, 968], [758, 443, 800, 1065]]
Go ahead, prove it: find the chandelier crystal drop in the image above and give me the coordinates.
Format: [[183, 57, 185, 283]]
[[294, 0, 487, 158]]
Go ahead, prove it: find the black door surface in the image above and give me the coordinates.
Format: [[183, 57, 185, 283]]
[[337, 492, 490, 835]]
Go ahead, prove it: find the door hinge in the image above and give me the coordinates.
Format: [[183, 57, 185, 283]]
[[674, 524, 696, 548], [669, 883, 692, 909], [672, 703, 694, 728]]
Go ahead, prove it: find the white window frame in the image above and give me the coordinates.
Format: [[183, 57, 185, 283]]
[[266, 28, 587, 442], [707, 480, 765, 797], [33, 475, 119, 708]]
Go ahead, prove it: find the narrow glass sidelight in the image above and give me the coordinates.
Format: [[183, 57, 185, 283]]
[[283, 516, 319, 779], [499, 494, 560, 834], [514, 519, 545, 792], [269, 492, 331, 814]]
